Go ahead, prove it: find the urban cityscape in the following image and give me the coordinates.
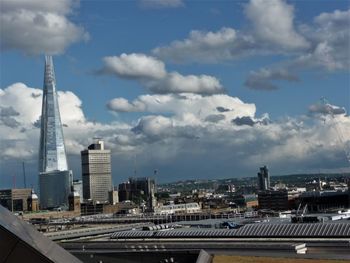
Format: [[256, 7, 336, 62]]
[[1, 0, 349, 263]]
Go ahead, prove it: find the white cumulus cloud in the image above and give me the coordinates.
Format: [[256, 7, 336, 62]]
[[153, 0, 311, 63], [99, 53, 224, 94], [107, 93, 257, 126], [0, 82, 350, 182], [153, 27, 243, 63], [102, 53, 167, 79], [245, 0, 309, 50], [296, 9, 350, 71], [0, 0, 89, 55]]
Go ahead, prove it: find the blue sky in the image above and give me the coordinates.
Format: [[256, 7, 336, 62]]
[[0, 0, 349, 189]]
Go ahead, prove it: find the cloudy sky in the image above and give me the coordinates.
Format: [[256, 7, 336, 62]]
[[0, 0, 349, 189]]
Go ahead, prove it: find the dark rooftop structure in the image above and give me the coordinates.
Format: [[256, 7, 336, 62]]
[[0, 205, 82, 263], [300, 190, 350, 212]]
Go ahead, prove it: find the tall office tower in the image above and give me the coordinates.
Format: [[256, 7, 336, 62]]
[[257, 165, 270, 191], [81, 140, 112, 203], [38, 55, 73, 209]]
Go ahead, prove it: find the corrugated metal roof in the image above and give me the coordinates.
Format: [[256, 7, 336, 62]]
[[234, 223, 350, 237], [110, 223, 350, 239]]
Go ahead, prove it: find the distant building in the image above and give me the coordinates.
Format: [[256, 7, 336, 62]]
[[80, 202, 121, 216], [257, 166, 270, 191], [68, 185, 81, 212], [81, 140, 113, 203], [118, 177, 156, 211], [27, 190, 39, 212], [38, 56, 73, 209], [109, 190, 119, 205], [118, 182, 132, 202], [273, 182, 286, 190], [225, 194, 258, 209], [306, 179, 324, 192], [216, 184, 235, 193], [68, 193, 81, 212], [299, 190, 350, 212], [155, 202, 201, 215], [258, 189, 299, 211], [80, 202, 104, 216], [73, 180, 83, 203], [0, 188, 32, 212]]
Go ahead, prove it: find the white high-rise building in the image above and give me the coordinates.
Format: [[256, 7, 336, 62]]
[[81, 140, 112, 203]]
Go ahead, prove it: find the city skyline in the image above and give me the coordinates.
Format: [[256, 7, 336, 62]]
[[0, 0, 349, 188]]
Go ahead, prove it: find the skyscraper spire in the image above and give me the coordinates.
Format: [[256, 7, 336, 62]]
[[38, 55, 72, 209], [39, 55, 68, 173]]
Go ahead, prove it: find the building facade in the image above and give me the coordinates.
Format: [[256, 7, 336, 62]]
[[155, 202, 201, 215], [258, 190, 288, 211], [68, 191, 81, 212], [73, 180, 83, 203], [108, 190, 119, 205], [27, 190, 39, 212], [81, 140, 112, 203], [0, 188, 32, 212], [258, 189, 299, 211], [118, 177, 156, 211], [38, 56, 73, 209], [299, 190, 350, 212]]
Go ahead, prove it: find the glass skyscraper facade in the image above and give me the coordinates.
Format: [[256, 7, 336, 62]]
[[38, 56, 72, 209]]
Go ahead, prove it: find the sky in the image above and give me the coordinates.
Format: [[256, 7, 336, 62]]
[[0, 0, 349, 189]]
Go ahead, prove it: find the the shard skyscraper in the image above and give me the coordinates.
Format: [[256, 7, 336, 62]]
[[38, 55, 73, 209]]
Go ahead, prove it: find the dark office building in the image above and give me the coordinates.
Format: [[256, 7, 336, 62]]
[[0, 188, 32, 212], [258, 189, 299, 211], [118, 182, 132, 201], [257, 166, 270, 191], [118, 177, 156, 211], [299, 190, 350, 212]]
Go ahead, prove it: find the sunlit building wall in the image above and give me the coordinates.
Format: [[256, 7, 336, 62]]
[[81, 140, 112, 203]]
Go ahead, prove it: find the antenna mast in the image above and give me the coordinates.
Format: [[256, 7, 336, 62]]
[[22, 161, 27, 188]]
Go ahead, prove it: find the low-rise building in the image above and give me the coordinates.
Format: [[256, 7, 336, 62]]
[[0, 188, 32, 212], [155, 202, 201, 215]]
